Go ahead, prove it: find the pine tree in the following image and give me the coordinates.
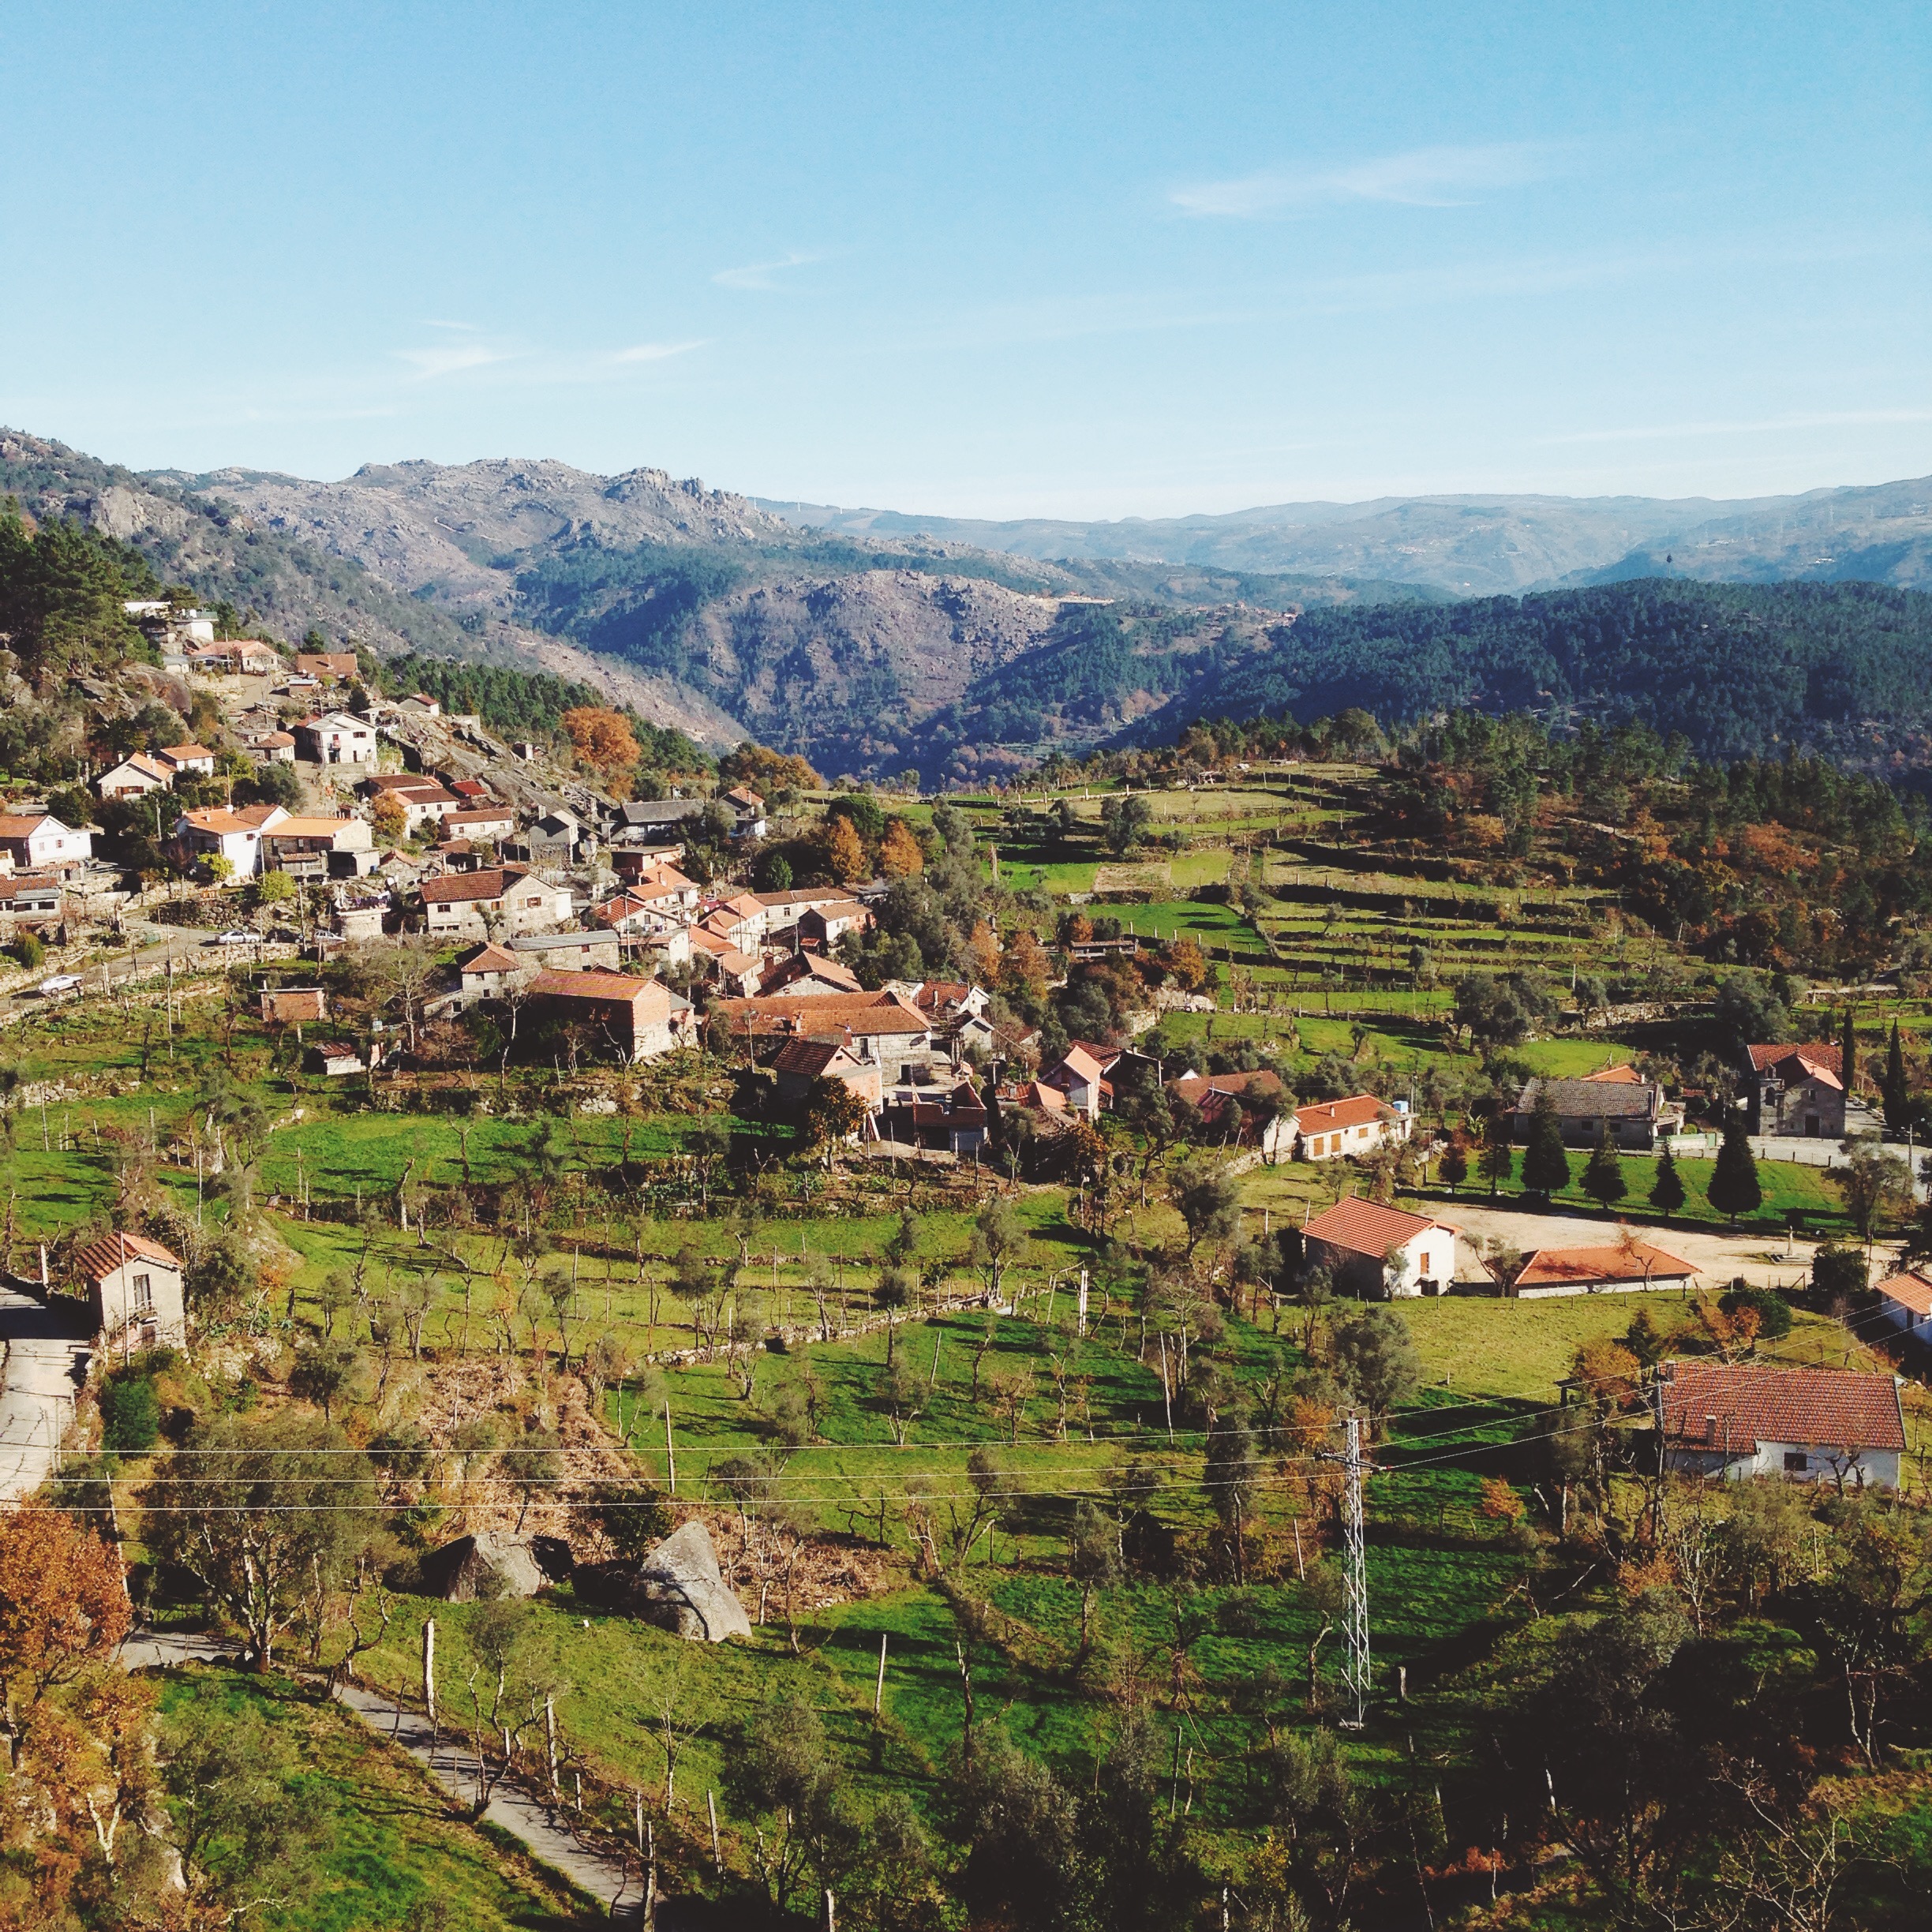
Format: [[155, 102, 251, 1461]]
[[1883, 1021, 1909, 1139], [1581, 1123, 1627, 1208], [1439, 1134, 1469, 1194], [1649, 1142, 1686, 1220], [1521, 1086, 1571, 1197], [1708, 1110, 1763, 1226], [1841, 1007, 1859, 1101]]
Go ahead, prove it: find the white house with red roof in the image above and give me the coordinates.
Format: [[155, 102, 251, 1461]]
[[1742, 1042, 1846, 1138], [1657, 1361, 1904, 1487], [1509, 1238, 1697, 1298], [1039, 1043, 1109, 1118], [1875, 1265, 1932, 1341], [1287, 1093, 1411, 1162], [156, 743, 216, 777], [0, 813, 93, 875], [1301, 1196, 1463, 1297], [95, 752, 174, 799], [174, 803, 288, 874]]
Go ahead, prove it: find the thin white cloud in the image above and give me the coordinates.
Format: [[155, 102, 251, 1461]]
[[712, 249, 823, 290], [611, 339, 706, 363], [393, 343, 516, 380], [1172, 142, 1558, 218]]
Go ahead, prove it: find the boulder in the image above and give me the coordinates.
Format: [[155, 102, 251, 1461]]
[[631, 1521, 752, 1642], [421, 1531, 572, 1603]]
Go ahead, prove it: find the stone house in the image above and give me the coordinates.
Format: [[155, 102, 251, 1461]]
[[527, 970, 691, 1063], [76, 1231, 185, 1353], [419, 866, 574, 940], [1742, 1043, 1845, 1138], [1511, 1076, 1682, 1151]]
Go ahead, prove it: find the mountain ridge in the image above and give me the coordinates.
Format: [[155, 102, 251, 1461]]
[[756, 474, 1932, 596]]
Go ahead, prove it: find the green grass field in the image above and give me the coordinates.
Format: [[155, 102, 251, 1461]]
[[152, 1665, 591, 1931]]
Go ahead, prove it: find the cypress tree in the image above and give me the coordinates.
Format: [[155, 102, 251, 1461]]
[[1439, 1134, 1469, 1194], [1841, 1007, 1858, 1101], [1649, 1141, 1686, 1220], [1521, 1085, 1571, 1197], [1882, 1021, 1909, 1139], [1708, 1110, 1763, 1226], [1481, 1115, 1515, 1197], [1581, 1122, 1626, 1207]]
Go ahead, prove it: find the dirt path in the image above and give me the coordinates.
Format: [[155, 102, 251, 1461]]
[[1441, 1202, 1824, 1294], [122, 1628, 649, 1926]]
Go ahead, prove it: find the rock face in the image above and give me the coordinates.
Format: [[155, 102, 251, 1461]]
[[631, 1522, 752, 1643], [421, 1532, 574, 1603]]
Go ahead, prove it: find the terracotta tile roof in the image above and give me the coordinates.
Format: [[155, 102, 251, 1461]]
[[1514, 1241, 1697, 1288], [718, 992, 930, 1036], [1657, 1361, 1904, 1454], [754, 887, 850, 910], [75, 1230, 182, 1284], [1748, 1043, 1843, 1090], [1291, 1092, 1392, 1133], [762, 953, 864, 994], [1747, 1042, 1841, 1075], [0, 816, 56, 837], [265, 815, 358, 839], [1876, 1267, 1932, 1317], [1303, 1196, 1458, 1259], [915, 981, 973, 1012], [442, 808, 515, 829], [1051, 1045, 1106, 1084], [1172, 1069, 1287, 1106], [420, 865, 534, 904], [530, 969, 668, 1004], [772, 1037, 857, 1076], [1579, 1064, 1644, 1084], [458, 942, 521, 975], [158, 743, 214, 763], [109, 754, 172, 784]]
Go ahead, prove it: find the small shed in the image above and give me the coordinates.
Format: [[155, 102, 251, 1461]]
[[75, 1231, 185, 1352]]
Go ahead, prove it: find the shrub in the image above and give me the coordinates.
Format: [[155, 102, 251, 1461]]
[[99, 1373, 160, 1452], [10, 932, 43, 971], [1719, 1282, 1793, 1342]]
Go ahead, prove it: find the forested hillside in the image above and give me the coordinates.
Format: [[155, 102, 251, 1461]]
[[1175, 579, 1932, 767]]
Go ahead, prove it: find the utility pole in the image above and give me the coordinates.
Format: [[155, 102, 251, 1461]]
[[1340, 1412, 1369, 1729]]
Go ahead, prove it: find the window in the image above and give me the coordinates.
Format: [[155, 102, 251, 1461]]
[[1419, 1252, 1432, 1278], [1783, 1451, 1808, 1473], [132, 1272, 154, 1312]]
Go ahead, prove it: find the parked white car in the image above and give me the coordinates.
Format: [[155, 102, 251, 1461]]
[[210, 929, 255, 946], [34, 974, 84, 996]]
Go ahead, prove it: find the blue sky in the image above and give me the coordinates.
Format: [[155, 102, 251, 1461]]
[[3, 1, 1927, 515]]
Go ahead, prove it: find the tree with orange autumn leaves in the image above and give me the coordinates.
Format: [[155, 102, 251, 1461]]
[[560, 705, 640, 777]]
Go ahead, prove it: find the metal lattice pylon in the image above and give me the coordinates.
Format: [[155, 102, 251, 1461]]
[[1340, 1412, 1369, 1728]]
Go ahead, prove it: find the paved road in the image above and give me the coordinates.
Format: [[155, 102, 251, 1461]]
[[0, 1286, 90, 1503], [123, 1628, 651, 1926]]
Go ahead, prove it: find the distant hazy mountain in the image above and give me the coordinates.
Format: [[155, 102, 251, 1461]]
[[758, 476, 1932, 597], [11, 425, 1932, 782]]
